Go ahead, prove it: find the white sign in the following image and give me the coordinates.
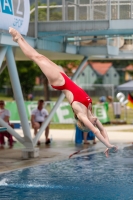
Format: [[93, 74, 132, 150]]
[[93, 105, 107, 120], [0, 0, 30, 35]]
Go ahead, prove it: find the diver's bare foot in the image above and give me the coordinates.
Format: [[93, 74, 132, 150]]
[[9, 27, 22, 42]]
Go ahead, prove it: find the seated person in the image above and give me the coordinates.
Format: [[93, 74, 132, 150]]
[[31, 99, 50, 145], [75, 124, 96, 144], [83, 131, 96, 144], [0, 100, 13, 149]]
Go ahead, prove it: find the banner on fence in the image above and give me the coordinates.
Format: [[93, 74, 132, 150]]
[[5, 101, 109, 124]]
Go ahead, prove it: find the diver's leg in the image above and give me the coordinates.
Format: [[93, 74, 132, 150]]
[[9, 28, 62, 84]]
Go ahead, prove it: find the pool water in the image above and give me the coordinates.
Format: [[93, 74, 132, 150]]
[[0, 146, 133, 200]]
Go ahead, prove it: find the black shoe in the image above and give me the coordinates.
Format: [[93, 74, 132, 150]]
[[37, 141, 41, 146], [45, 138, 51, 145]]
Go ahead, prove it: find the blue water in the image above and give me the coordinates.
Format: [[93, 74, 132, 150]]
[[0, 146, 133, 200]]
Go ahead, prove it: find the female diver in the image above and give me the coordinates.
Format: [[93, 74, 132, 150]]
[[9, 27, 117, 157]]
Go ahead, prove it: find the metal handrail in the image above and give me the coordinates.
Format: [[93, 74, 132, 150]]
[[30, 0, 133, 21]]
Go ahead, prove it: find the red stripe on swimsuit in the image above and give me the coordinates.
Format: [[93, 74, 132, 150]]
[[51, 72, 92, 108]]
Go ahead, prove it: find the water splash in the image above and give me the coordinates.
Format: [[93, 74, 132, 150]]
[[9, 183, 78, 190], [0, 178, 8, 186]]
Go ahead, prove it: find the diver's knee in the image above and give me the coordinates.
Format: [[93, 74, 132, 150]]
[[31, 54, 45, 63]]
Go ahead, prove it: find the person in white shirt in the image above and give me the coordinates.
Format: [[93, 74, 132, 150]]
[[31, 99, 50, 145], [0, 100, 13, 148]]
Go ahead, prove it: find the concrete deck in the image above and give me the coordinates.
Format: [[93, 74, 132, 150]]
[[0, 125, 133, 174]]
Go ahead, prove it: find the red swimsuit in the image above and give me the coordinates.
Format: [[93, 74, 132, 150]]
[[51, 72, 92, 108]]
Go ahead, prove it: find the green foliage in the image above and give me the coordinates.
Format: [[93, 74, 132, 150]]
[[0, 62, 40, 97], [30, 1, 62, 21], [0, 61, 43, 99], [127, 70, 133, 76], [94, 76, 103, 84], [53, 60, 81, 67], [0, 67, 11, 88], [16, 61, 42, 99]]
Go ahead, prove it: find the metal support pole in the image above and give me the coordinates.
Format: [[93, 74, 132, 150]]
[[6, 47, 33, 148], [33, 56, 88, 146], [0, 118, 24, 143], [0, 46, 7, 68], [35, 0, 38, 38], [0, 61, 6, 74]]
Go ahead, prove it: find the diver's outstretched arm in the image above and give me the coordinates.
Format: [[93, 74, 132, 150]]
[[96, 119, 110, 142], [77, 113, 117, 156]]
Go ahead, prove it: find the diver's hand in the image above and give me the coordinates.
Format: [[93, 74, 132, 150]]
[[104, 146, 118, 157], [104, 148, 109, 157]]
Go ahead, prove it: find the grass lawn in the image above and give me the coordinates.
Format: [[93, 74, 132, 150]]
[[50, 123, 75, 129]]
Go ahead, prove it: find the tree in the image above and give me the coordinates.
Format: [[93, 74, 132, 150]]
[[0, 63, 12, 96], [30, 1, 62, 21], [16, 61, 41, 100], [0, 61, 41, 99]]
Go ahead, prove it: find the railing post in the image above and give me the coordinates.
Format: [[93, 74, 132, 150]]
[[117, 0, 120, 19], [35, 0, 38, 38], [131, 0, 133, 18], [91, 0, 94, 20], [87, 4, 89, 20], [77, 0, 80, 20], [90, 0, 92, 20], [108, 0, 111, 28], [62, 0, 65, 21], [74, 0, 77, 20], [47, 0, 49, 22], [65, 1, 68, 20]]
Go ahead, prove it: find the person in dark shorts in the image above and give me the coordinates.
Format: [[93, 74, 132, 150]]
[[0, 100, 13, 148], [31, 100, 50, 145]]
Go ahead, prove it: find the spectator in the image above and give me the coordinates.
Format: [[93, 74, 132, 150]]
[[83, 131, 96, 144], [31, 99, 50, 146], [0, 100, 13, 149], [27, 93, 34, 101], [75, 124, 96, 144]]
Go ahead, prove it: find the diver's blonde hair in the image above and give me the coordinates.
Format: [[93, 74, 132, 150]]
[[76, 119, 90, 132]]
